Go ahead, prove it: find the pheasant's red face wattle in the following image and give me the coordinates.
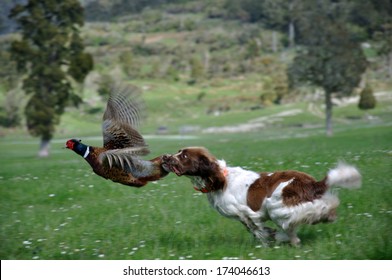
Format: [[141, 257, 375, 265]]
[[66, 139, 75, 150]]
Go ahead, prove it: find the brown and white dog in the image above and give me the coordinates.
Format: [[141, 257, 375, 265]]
[[162, 147, 361, 246]]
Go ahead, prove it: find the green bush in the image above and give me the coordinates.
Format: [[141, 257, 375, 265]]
[[358, 84, 376, 110]]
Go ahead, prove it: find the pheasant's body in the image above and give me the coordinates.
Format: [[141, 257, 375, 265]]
[[85, 146, 166, 187], [66, 84, 168, 187]]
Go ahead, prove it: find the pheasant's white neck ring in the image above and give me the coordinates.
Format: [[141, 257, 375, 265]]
[[83, 146, 90, 158]]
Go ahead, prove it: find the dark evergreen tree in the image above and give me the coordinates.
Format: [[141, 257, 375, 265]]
[[9, 0, 93, 156], [358, 85, 376, 111]]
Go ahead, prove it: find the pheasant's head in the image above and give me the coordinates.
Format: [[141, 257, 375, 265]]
[[66, 139, 79, 150], [66, 139, 90, 158]]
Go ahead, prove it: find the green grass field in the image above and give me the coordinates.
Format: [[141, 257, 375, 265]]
[[1, 123, 391, 260]]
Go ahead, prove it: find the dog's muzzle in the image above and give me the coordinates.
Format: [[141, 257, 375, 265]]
[[161, 154, 183, 176]]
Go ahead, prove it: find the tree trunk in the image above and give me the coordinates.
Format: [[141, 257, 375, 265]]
[[272, 31, 277, 53], [38, 138, 50, 157], [203, 49, 210, 76], [288, 1, 295, 48], [288, 21, 295, 48], [325, 91, 333, 136]]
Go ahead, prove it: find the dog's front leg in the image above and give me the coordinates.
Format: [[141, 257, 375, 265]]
[[239, 216, 273, 246]]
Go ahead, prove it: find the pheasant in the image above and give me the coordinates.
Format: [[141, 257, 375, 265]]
[[66, 83, 168, 187]]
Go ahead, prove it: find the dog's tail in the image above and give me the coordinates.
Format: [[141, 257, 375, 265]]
[[325, 162, 361, 189]]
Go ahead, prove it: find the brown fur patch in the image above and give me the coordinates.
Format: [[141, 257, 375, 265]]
[[164, 147, 227, 192], [247, 171, 328, 211]]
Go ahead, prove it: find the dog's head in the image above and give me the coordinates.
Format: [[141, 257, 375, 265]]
[[162, 147, 216, 176], [162, 147, 226, 192]]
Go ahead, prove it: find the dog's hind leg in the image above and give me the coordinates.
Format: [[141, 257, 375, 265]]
[[270, 214, 301, 246], [286, 226, 301, 246], [275, 231, 289, 243], [274, 226, 300, 246]]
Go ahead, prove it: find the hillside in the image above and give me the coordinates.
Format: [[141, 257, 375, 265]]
[[58, 3, 391, 138], [1, 0, 391, 139]]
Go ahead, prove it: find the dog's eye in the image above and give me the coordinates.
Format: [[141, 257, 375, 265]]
[[180, 153, 188, 159]]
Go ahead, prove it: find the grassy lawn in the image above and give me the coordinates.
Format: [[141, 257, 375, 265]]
[[1, 124, 391, 260]]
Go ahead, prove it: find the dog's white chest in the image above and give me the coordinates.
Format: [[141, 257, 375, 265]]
[[208, 167, 260, 218]]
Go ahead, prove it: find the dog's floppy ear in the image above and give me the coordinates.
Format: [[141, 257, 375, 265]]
[[197, 155, 226, 191], [197, 154, 215, 175]]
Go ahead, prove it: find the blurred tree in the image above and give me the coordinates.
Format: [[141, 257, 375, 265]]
[[245, 38, 260, 60], [288, 0, 367, 136], [348, 0, 392, 77], [0, 88, 23, 128], [348, 0, 391, 36], [223, 0, 247, 20], [84, 0, 201, 21], [0, 0, 25, 34], [119, 51, 135, 78], [189, 56, 204, 84], [358, 84, 376, 111], [224, 0, 304, 49], [374, 23, 392, 78], [240, 0, 264, 22], [0, 37, 19, 92], [0, 15, 23, 129], [9, 0, 93, 156], [260, 76, 276, 106], [259, 0, 303, 48], [97, 74, 115, 99]]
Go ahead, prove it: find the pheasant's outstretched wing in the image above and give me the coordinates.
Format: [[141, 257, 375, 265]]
[[102, 83, 149, 153], [99, 148, 150, 170]]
